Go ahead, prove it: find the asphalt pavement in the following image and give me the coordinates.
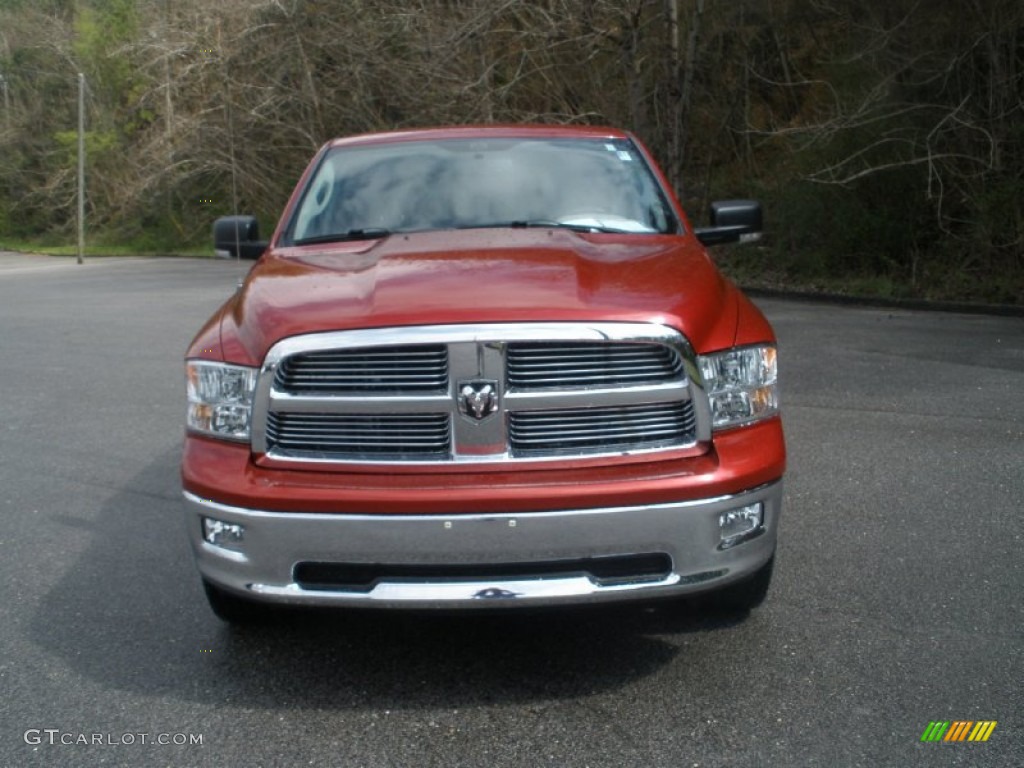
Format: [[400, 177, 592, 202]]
[[1, 252, 1021, 767]]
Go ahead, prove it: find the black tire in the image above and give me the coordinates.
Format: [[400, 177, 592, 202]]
[[701, 555, 775, 614], [202, 579, 272, 624]]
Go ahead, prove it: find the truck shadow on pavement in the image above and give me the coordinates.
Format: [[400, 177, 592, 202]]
[[30, 448, 751, 711]]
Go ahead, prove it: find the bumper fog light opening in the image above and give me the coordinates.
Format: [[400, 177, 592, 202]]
[[202, 516, 246, 552], [718, 503, 764, 550]]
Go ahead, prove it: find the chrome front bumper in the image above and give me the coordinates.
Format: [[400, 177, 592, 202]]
[[184, 481, 782, 609]]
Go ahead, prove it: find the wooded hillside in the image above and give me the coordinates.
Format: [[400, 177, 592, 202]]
[[1, 0, 1021, 302]]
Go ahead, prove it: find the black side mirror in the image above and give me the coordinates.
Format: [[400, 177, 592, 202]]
[[694, 200, 763, 247], [213, 215, 269, 260]]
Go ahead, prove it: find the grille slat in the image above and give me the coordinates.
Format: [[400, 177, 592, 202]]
[[512, 421, 687, 437], [507, 410, 686, 425], [513, 426, 687, 443], [266, 412, 451, 458], [274, 426, 446, 436], [511, 372, 676, 386], [507, 342, 683, 389], [509, 402, 696, 455], [276, 345, 448, 394]]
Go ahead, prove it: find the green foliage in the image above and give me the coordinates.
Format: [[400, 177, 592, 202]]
[[0, 0, 1019, 303], [52, 129, 119, 159], [73, 0, 138, 75], [73, 0, 144, 122]]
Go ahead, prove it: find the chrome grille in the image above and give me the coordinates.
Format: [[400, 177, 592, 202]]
[[507, 342, 683, 389], [275, 345, 448, 394], [253, 323, 710, 465], [266, 412, 451, 459], [509, 401, 696, 456]]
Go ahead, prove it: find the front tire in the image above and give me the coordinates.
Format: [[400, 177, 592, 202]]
[[202, 579, 272, 624], [702, 555, 775, 614]]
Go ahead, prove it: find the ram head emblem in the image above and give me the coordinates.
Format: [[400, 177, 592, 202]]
[[458, 380, 499, 421]]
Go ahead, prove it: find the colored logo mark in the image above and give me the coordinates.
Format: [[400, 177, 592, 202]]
[[921, 721, 997, 742]]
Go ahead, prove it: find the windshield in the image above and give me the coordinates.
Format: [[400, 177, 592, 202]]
[[285, 137, 679, 244]]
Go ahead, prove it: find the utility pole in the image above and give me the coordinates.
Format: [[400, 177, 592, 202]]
[[665, 0, 681, 193], [77, 72, 85, 265], [0, 73, 8, 132]]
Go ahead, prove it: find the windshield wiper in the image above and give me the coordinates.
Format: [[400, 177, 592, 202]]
[[455, 220, 627, 233], [293, 228, 391, 245]]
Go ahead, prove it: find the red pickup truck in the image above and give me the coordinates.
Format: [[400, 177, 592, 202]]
[[183, 125, 784, 622]]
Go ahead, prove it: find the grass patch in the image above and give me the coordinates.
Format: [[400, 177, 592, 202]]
[[0, 236, 213, 259], [4, 230, 1020, 307], [1, 223, 219, 257], [714, 244, 1022, 307]]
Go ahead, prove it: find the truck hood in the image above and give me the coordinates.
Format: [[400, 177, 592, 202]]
[[217, 229, 739, 365]]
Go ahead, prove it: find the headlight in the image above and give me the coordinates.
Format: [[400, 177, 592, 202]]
[[186, 361, 258, 441], [698, 344, 778, 429]]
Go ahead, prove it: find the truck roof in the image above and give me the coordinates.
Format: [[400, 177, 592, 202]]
[[327, 124, 633, 149]]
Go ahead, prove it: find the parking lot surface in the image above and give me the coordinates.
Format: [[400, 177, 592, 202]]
[[1, 253, 1021, 767]]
